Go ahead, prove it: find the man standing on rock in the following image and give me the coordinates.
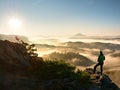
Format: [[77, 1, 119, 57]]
[[93, 51, 105, 75]]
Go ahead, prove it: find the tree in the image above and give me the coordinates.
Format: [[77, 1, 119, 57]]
[[15, 36, 38, 58]]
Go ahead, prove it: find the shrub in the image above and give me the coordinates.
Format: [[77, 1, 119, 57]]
[[71, 69, 91, 88], [28, 60, 75, 80]]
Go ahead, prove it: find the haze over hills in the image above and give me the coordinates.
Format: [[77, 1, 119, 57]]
[[70, 33, 120, 40], [36, 41, 120, 69], [1, 33, 120, 45], [0, 34, 29, 43], [0, 34, 120, 70]]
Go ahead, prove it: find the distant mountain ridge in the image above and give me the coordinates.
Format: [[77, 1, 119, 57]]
[[65, 41, 120, 51], [0, 34, 29, 42], [70, 33, 86, 39], [70, 33, 120, 39], [74, 33, 86, 37]]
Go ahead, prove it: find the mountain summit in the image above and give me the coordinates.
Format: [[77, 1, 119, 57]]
[[74, 33, 86, 36], [70, 33, 86, 39]]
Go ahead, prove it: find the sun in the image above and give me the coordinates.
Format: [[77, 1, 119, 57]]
[[8, 18, 21, 28]]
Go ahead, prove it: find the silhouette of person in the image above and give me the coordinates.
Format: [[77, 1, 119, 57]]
[[93, 51, 105, 75]]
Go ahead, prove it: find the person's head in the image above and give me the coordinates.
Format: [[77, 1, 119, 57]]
[[100, 51, 103, 55]]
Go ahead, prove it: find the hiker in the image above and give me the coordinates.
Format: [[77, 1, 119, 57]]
[[93, 51, 105, 75]]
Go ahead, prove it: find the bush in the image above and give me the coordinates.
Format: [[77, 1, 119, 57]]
[[28, 60, 75, 80], [27, 59, 92, 88], [71, 69, 91, 88]]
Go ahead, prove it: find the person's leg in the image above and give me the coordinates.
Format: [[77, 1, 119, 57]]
[[93, 63, 100, 74], [100, 64, 103, 75]]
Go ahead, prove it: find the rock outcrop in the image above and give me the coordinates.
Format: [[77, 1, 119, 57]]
[[85, 68, 120, 90]]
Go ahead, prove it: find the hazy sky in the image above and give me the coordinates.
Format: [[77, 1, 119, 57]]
[[0, 0, 120, 37]]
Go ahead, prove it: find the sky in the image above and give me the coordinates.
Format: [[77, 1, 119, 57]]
[[0, 0, 120, 37]]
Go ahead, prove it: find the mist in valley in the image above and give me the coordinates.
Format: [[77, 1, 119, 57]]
[[34, 38, 120, 69], [33, 37, 120, 87]]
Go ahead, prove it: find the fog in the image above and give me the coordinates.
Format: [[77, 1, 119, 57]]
[[34, 38, 120, 70], [60, 38, 120, 44], [32, 37, 120, 86]]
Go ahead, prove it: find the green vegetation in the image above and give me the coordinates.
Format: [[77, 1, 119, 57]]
[[71, 69, 92, 88], [28, 60, 74, 80], [27, 59, 92, 88]]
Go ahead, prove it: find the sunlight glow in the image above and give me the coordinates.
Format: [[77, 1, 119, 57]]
[[8, 18, 21, 28]]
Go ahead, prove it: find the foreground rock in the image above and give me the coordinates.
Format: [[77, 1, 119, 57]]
[[85, 68, 120, 90]]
